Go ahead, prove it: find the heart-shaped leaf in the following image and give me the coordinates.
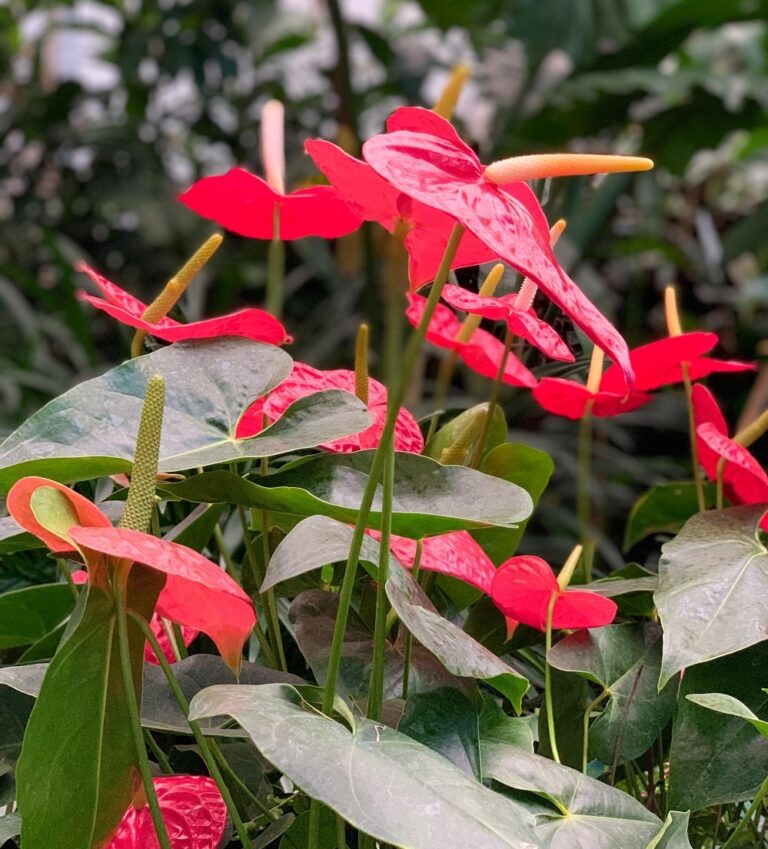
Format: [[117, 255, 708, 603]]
[[0, 339, 372, 492], [656, 505, 768, 686], [624, 482, 714, 551], [189, 683, 540, 849], [548, 624, 676, 763], [0, 584, 76, 650], [685, 692, 768, 736], [482, 744, 661, 848], [164, 451, 533, 537]]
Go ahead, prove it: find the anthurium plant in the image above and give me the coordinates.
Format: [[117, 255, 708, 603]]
[[0, 83, 766, 849]]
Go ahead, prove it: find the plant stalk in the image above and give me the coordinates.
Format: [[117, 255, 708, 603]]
[[577, 402, 595, 582], [401, 539, 422, 700], [470, 328, 515, 468], [266, 206, 285, 318], [720, 775, 768, 849], [544, 592, 561, 765]]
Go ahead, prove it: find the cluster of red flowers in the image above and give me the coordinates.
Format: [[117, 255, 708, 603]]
[[25, 102, 756, 843]]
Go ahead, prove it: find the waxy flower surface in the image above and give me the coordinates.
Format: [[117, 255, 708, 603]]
[[407, 294, 538, 388], [235, 362, 424, 453], [178, 167, 362, 240], [7, 477, 255, 671], [78, 263, 290, 346], [306, 138, 497, 288], [362, 106, 652, 384], [490, 555, 617, 631], [105, 775, 226, 849]]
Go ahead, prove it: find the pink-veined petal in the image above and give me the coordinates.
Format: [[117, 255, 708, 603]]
[[77, 263, 148, 317], [696, 422, 768, 506], [691, 384, 730, 481], [105, 775, 226, 849], [458, 331, 538, 388], [505, 310, 575, 362], [406, 294, 463, 351], [68, 526, 255, 672]]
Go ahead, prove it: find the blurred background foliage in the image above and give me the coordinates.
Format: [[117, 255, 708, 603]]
[[2, 0, 768, 570]]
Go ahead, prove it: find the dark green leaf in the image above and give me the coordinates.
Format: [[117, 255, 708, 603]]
[[0, 584, 76, 649], [645, 812, 693, 849], [478, 697, 534, 765], [685, 692, 768, 737], [668, 644, 768, 810], [0, 339, 371, 491], [656, 505, 768, 686], [471, 443, 554, 564], [165, 450, 533, 537], [483, 745, 661, 848], [624, 482, 713, 550], [0, 685, 33, 767], [398, 688, 481, 778], [537, 667, 587, 770], [189, 683, 540, 849], [549, 624, 676, 764]]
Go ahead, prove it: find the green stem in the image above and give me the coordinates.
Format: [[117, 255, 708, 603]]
[[260, 513, 287, 671], [426, 350, 460, 443], [266, 206, 285, 319], [143, 728, 173, 774], [320, 222, 464, 718], [401, 540, 422, 701], [716, 457, 725, 510], [367, 443, 394, 721], [470, 329, 514, 468], [130, 611, 255, 846], [582, 689, 610, 773], [57, 558, 79, 600], [682, 365, 706, 512], [336, 814, 348, 849], [544, 593, 561, 765], [577, 404, 595, 583], [720, 775, 768, 849], [115, 585, 173, 849], [213, 524, 237, 578]]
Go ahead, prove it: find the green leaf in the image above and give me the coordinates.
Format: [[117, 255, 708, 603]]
[[288, 589, 459, 701], [0, 684, 33, 767], [656, 505, 768, 687], [398, 688, 481, 778], [0, 339, 372, 492], [424, 403, 506, 463], [685, 692, 768, 736], [189, 683, 540, 849], [624, 482, 713, 550], [0, 584, 76, 649], [478, 697, 535, 765], [15, 568, 161, 849], [0, 516, 43, 554], [164, 450, 533, 537], [482, 745, 661, 848], [387, 556, 529, 712], [645, 812, 693, 849], [548, 624, 676, 763], [668, 644, 768, 810], [471, 443, 554, 564], [537, 667, 587, 770]]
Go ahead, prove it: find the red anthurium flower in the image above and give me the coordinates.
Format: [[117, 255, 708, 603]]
[[105, 775, 226, 849], [599, 331, 755, 394], [178, 167, 362, 240], [234, 362, 424, 453], [72, 569, 198, 664], [532, 376, 652, 419], [490, 555, 617, 631], [692, 385, 768, 519], [7, 477, 255, 672], [441, 285, 574, 362], [362, 106, 652, 384], [406, 294, 538, 388], [305, 138, 497, 289], [77, 263, 290, 346]]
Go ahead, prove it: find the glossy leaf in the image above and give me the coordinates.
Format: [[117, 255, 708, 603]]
[[424, 403, 507, 463], [478, 697, 535, 761], [16, 569, 162, 849], [471, 443, 554, 564], [0, 684, 33, 766], [656, 505, 768, 687], [0, 584, 76, 649], [164, 451, 533, 537], [624, 482, 713, 550], [189, 683, 540, 849], [0, 339, 371, 492], [686, 692, 768, 736], [668, 645, 768, 810], [483, 745, 661, 848], [548, 624, 676, 763]]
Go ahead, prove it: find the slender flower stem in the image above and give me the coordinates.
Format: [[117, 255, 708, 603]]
[[143, 728, 173, 774], [367, 442, 394, 721], [401, 539, 422, 700], [130, 611, 255, 847], [544, 593, 561, 765], [336, 814, 348, 849], [320, 223, 465, 718], [114, 585, 173, 849], [682, 366, 706, 512], [266, 207, 285, 319], [426, 350, 459, 443], [577, 403, 595, 583], [470, 328, 515, 468], [582, 689, 609, 773], [720, 775, 768, 849]]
